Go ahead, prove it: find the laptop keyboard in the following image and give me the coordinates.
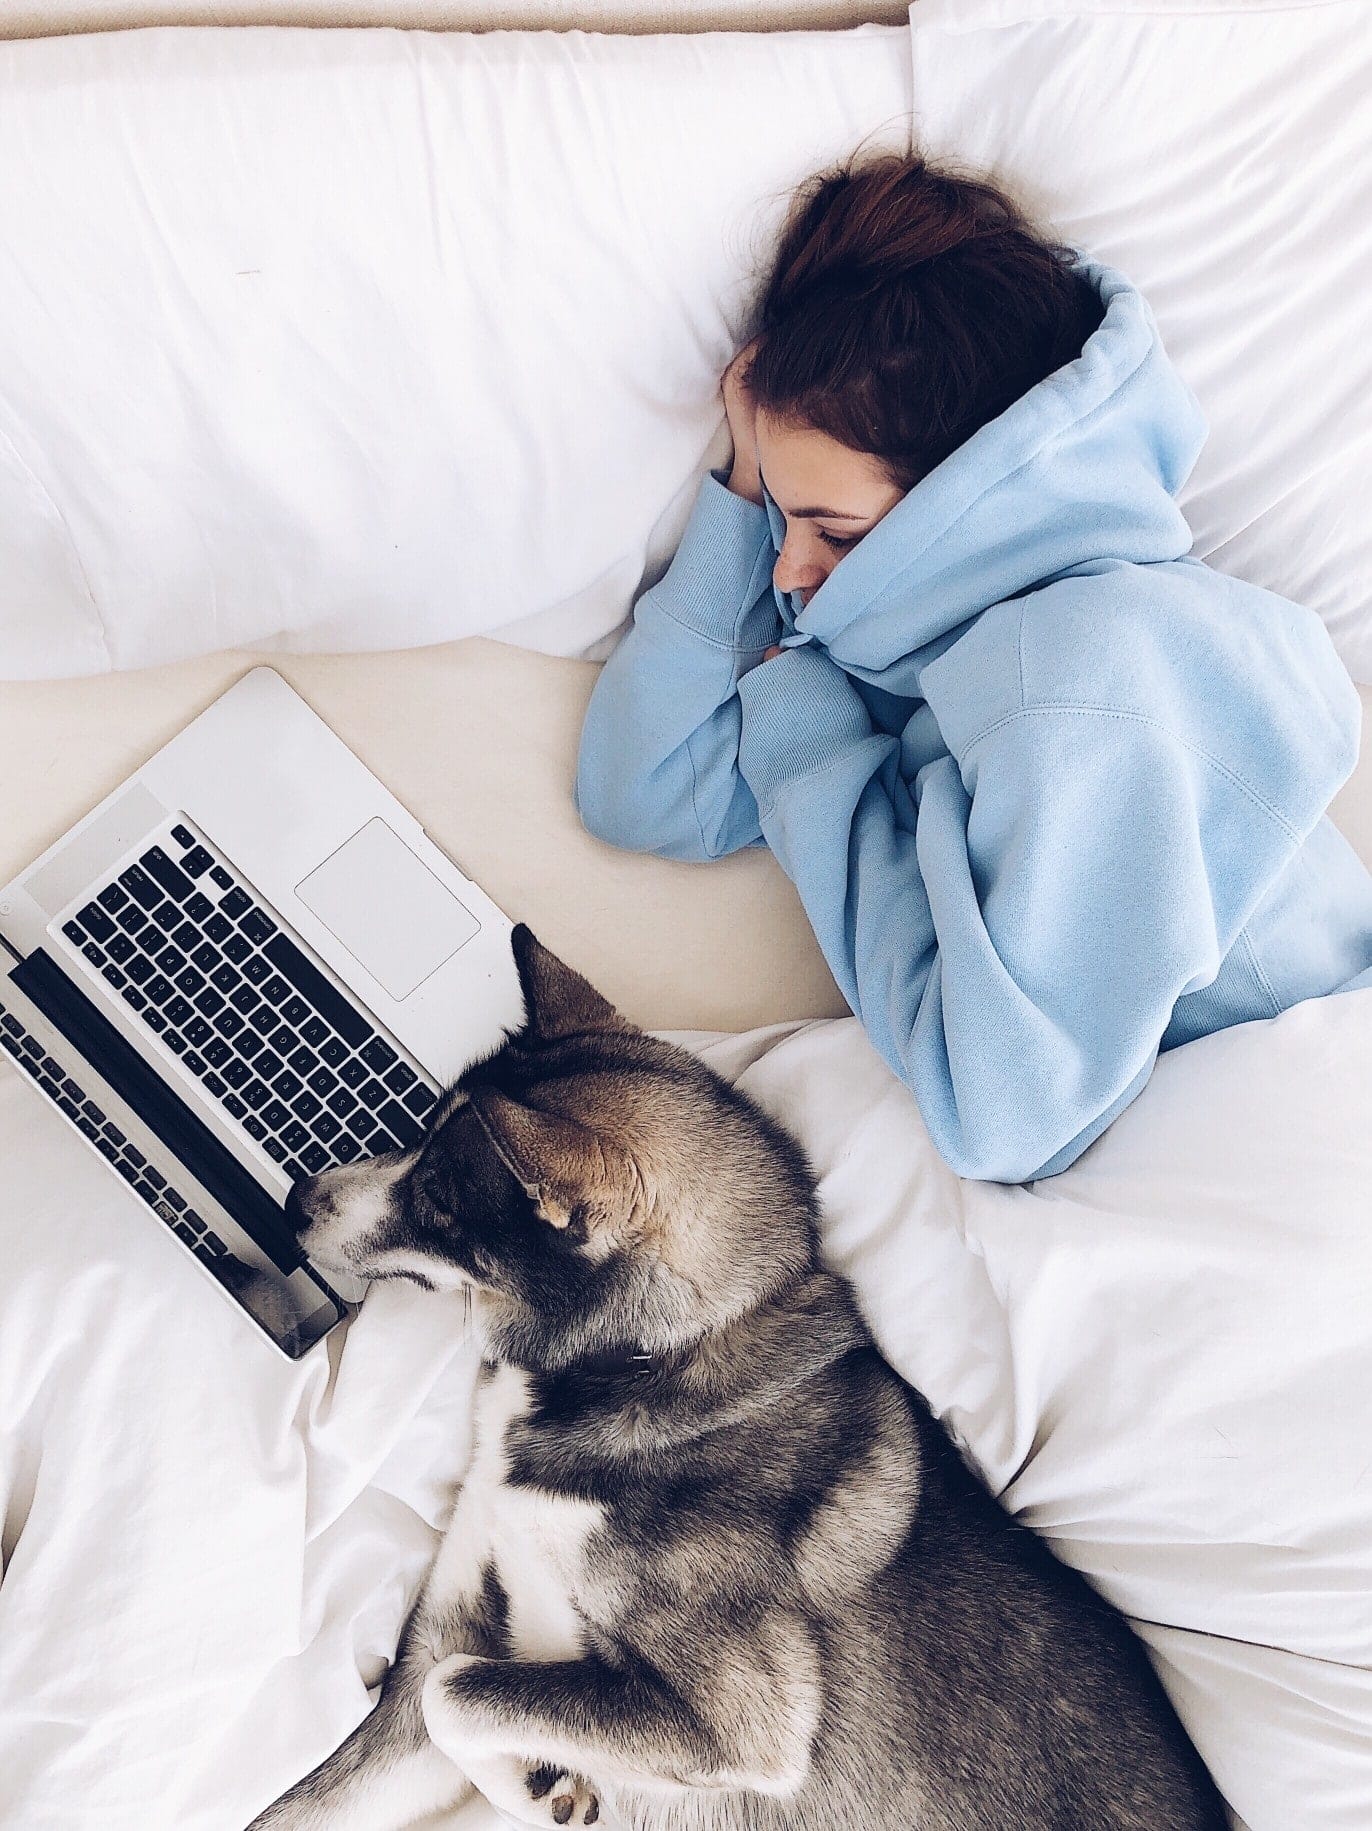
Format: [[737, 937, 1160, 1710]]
[[0, 1002, 233, 1259], [54, 818, 441, 1184]]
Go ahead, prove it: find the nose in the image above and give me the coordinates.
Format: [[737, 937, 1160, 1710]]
[[773, 542, 824, 600], [283, 1177, 317, 1236]]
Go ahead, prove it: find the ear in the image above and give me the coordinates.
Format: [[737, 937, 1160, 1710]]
[[473, 1087, 631, 1236], [510, 924, 630, 1048]]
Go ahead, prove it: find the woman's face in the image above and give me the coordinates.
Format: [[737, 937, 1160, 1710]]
[[755, 411, 905, 606]]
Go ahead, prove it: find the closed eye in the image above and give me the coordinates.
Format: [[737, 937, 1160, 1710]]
[[818, 530, 857, 550]]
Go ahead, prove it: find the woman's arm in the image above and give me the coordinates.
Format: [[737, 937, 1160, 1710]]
[[733, 641, 1318, 1183], [574, 466, 780, 861]]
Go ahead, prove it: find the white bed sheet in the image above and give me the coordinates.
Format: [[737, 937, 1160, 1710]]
[[3, 974, 1372, 1830]]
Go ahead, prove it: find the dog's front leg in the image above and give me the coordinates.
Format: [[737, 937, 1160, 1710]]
[[423, 1633, 820, 1827]]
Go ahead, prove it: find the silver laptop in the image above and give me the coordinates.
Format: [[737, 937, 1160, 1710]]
[[0, 666, 523, 1359]]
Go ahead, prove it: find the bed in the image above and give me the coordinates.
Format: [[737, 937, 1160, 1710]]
[[1, 5, 1370, 1827]]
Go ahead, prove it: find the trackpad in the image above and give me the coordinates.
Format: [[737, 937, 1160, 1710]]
[[295, 818, 479, 1001]]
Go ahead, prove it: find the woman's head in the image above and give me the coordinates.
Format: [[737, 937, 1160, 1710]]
[[745, 150, 1104, 603]]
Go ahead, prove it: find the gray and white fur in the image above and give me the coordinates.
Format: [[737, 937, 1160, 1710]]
[[248, 924, 1228, 1831]]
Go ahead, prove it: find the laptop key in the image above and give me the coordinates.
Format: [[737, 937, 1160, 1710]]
[[310, 1112, 342, 1143], [82, 942, 107, 968], [172, 922, 200, 952], [181, 846, 214, 879], [164, 1032, 188, 1056], [355, 1077, 387, 1110], [384, 1062, 417, 1096], [157, 948, 187, 978], [107, 933, 135, 964], [102, 964, 127, 991], [404, 1084, 437, 1116], [79, 903, 116, 944], [204, 913, 232, 943], [308, 1066, 338, 1097], [262, 1099, 291, 1130], [163, 997, 194, 1028], [220, 888, 252, 921], [333, 1136, 361, 1162], [291, 1091, 321, 1122], [184, 892, 215, 924], [126, 956, 154, 985], [302, 1143, 330, 1173], [282, 1121, 311, 1152], [152, 899, 181, 932], [142, 1009, 168, 1033], [118, 864, 162, 911], [194, 989, 226, 1020], [300, 1017, 328, 1047], [209, 865, 233, 890], [378, 1101, 422, 1147], [242, 1080, 271, 1110], [121, 986, 149, 1012], [184, 1017, 213, 1049], [263, 1137, 288, 1163], [141, 845, 195, 904], [171, 824, 195, 848], [223, 933, 251, 965], [320, 1038, 348, 1068], [62, 921, 88, 947], [145, 975, 174, 1005], [241, 910, 276, 945], [362, 1038, 398, 1074], [224, 1093, 247, 1119], [244, 1115, 267, 1139], [97, 882, 129, 914], [115, 903, 148, 936], [176, 968, 206, 998]]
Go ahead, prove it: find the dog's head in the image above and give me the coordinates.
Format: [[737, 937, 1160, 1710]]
[[286, 925, 819, 1365]]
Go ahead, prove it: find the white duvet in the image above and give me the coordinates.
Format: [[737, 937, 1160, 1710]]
[[2, 987, 1372, 1831]]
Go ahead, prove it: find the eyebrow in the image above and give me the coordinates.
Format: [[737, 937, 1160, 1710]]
[[757, 468, 868, 522]]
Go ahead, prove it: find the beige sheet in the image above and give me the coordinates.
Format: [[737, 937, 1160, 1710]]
[[2, 642, 1370, 1036], [1, 1, 906, 41]]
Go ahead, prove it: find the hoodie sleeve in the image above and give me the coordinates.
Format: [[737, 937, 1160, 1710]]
[[734, 632, 1351, 1184], [574, 467, 781, 862]]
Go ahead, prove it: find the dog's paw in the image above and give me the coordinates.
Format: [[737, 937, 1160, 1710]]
[[525, 1764, 600, 1826]]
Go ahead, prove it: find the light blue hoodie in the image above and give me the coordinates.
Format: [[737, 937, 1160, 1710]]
[[575, 257, 1372, 1183]]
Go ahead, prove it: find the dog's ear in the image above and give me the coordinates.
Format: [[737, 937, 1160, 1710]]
[[510, 924, 630, 1048], [473, 1086, 632, 1234]]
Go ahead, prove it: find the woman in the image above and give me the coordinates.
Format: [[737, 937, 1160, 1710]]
[[574, 152, 1372, 1183]]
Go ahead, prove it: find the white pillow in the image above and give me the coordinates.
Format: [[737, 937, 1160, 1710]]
[[906, 0, 1372, 683], [0, 23, 912, 678]]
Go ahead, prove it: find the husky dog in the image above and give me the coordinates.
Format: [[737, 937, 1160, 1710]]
[[249, 924, 1227, 1831]]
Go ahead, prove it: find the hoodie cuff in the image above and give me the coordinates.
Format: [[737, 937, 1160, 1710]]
[[653, 467, 779, 649], [736, 643, 874, 808]]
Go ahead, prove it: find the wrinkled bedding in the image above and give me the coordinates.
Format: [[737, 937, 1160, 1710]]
[[3, 984, 1372, 1830]]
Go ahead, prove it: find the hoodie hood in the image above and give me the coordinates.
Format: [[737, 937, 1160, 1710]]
[[761, 256, 1208, 698]]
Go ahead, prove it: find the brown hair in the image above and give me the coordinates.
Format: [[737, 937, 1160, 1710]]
[[742, 149, 1104, 494]]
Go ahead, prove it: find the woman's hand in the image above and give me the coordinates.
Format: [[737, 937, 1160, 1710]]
[[762, 645, 783, 662], [722, 337, 764, 505]]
